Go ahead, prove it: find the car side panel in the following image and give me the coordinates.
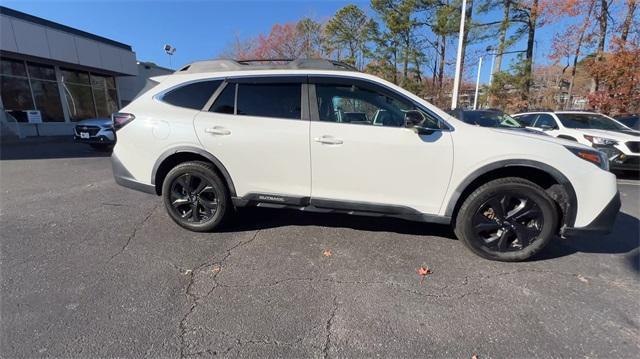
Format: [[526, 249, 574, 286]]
[[112, 97, 203, 185], [442, 126, 618, 228]]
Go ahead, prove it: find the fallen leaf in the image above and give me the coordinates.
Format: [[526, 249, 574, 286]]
[[471, 354, 479, 359], [211, 265, 221, 273], [183, 269, 192, 275], [576, 274, 589, 284], [323, 249, 332, 257], [417, 266, 432, 276], [417, 266, 432, 284]]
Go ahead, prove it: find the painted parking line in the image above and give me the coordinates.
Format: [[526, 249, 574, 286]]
[[617, 179, 640, 186]]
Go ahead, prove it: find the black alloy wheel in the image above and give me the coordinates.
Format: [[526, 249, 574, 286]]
[[169, 173, 219, 223], [471, 193, 543, 252], [455, 177, 558, 261], [162, 161, 229, 232]]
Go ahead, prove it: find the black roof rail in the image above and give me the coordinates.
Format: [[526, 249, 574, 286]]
[[176, 58, 359, 74]]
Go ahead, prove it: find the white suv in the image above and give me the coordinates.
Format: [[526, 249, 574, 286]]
[[111, 59, 620, 262], [512, 111, 640, 171]]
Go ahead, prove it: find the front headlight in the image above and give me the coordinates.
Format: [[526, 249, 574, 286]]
[[565, 146, 610, 171], [584, 135, 617, 146]]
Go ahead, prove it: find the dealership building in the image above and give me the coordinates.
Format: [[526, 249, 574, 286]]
[[0, 6, 171, 138]]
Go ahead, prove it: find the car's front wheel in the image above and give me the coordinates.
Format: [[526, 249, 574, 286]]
[[454, 177, 558, 262], [162, 161, 230, 232]]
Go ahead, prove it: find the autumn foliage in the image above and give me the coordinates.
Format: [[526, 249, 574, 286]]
[[585, 38, 640, 115]]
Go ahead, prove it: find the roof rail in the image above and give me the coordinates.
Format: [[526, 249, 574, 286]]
[[176, 58, 359, 74]]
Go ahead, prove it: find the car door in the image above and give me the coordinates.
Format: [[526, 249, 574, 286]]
[[308, 77, 454, 216], [193, 76, 311, 200]]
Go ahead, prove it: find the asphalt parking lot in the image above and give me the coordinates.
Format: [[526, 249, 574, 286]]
[[1, 138, 639, 358]]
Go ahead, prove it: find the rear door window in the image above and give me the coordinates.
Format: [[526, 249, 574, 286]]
[[236, 82, 302, 119], [162, 80, 222, 110]]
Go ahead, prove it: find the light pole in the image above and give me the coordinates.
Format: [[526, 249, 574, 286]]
[[164, 44, 176, 68], [473, 56, 482, 110], [486, 46, 496, 86], [451, 0, 467, 110]]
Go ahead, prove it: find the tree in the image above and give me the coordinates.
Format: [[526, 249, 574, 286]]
[[587, 38, 640, 114], [218, 32, 258, 60], [325, 5, 374, 68], [296, 18, 324, 58], [371, 0, 423, 84], [509, 0, 552, 103], [549, 0, 596, 109], [620, 0, 637, 42], [417, 0, 458, 105], [254, 23, 306, 59]]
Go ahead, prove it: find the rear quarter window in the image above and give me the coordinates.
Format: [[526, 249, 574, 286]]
[[161, 80, 222, 110]]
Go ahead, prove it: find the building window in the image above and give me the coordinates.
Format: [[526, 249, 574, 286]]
[[61, 68, 96, 121], [61, 68, 119, 121], [91, 74, 118, 117], [0, 58, 64, 122], [27, 62, 64, 122]]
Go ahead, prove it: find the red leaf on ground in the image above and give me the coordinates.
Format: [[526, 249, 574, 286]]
[[417, 266, 432, 276], [323, 249, 332, 257]]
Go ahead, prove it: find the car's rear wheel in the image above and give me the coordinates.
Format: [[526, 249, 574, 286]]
[[454, 177, 558, 262], [162, 161, 230, 232]]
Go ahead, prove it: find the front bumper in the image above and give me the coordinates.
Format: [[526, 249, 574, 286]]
[[73, 127, 116, 144], [595, 145, 640, 171], [562, 191, 621, 236], [610, 155, 640, 171]]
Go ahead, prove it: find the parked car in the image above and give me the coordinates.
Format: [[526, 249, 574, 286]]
[[512, 111, 640, 172], [73, 118, 115, 150], [448, 109, 547, 135], [615, 114, 640, 130], [111, 59, 619, 262]]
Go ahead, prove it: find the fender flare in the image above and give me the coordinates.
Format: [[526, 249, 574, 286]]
[[443, 159, 577, 227], [151, 146, 237, 196]]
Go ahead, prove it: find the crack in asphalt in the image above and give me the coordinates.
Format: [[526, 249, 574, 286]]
[[178, 229, 261, 358], [105, 203, 159, 264], [322, 295, 338, 359], [175, 252, 638, 357]]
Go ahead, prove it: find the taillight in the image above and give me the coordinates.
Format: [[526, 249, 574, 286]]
[[112, 113, 135, 131]]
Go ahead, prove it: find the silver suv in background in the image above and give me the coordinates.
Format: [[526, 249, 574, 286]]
[[73, 118, 115, 150]]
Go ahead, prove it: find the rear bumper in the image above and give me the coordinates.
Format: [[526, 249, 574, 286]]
[[112, 154, 155, 194], [562, 192, 621, 236]]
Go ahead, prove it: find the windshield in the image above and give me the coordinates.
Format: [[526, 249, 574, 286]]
[[556, 113, 628, 130], [463, 111, 523, 128]]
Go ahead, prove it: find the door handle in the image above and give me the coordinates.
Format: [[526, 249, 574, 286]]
[[205, 126, 231, 136], [314, 136, 343, 145]]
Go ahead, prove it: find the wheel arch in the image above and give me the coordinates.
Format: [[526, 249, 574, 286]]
[[151, 146, 237, 196], [445, 160, 577, 229]]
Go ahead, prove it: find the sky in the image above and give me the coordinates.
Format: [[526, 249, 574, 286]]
[[3, 0, 574, 84]]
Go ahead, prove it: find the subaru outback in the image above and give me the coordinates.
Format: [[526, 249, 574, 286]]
[[111, 59, 620, 262]]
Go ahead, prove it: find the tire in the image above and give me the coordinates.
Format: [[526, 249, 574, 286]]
[[454, 177, 558, 262], [162, 161, 230, 232]]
